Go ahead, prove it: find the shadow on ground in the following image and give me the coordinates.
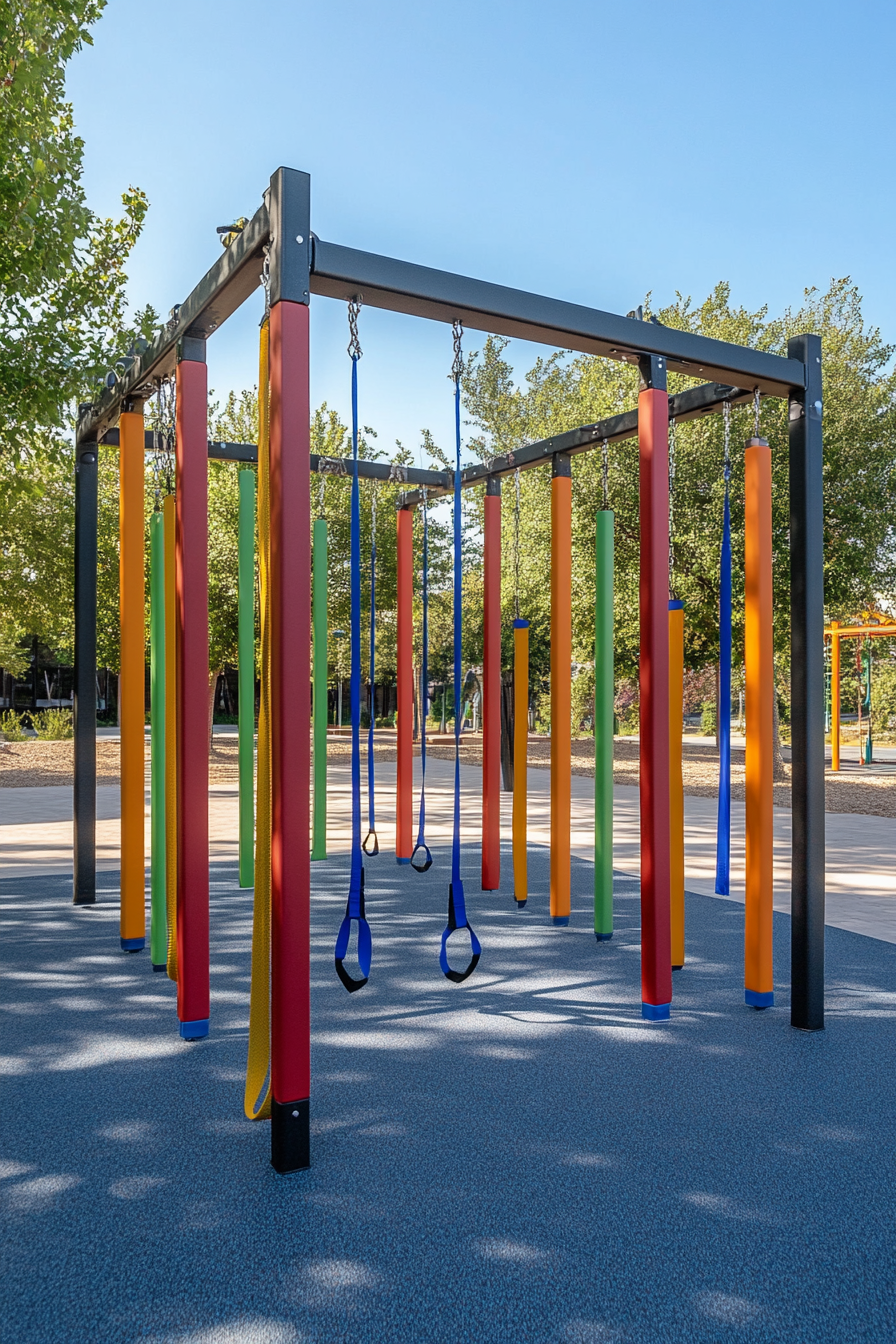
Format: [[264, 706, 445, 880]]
[[1, 846, 893, 1343]]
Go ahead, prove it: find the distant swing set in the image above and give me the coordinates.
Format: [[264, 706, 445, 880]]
[[72, 166, 827, 1175]]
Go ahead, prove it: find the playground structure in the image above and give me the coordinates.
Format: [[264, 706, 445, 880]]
[[825, 610, 896, 769], [71, 166, 826, 1174]]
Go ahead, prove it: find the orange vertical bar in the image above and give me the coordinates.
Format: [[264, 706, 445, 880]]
[[482, 483, 501, 890], [550, 457, 572, 924], [830, 626, 840, 772], [396, 507, 413, 862], [119, 408, 146, 951], [745, 436, 774, 1008], [668, 602, 685, 968]]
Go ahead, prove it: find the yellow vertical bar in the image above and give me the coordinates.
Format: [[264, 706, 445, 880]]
[[119, 410, 146, 950], [512, 621, 529, 905], [745, 436, 774, 1007], [668, 602, 685, 968], [163, 495, 178, 981]]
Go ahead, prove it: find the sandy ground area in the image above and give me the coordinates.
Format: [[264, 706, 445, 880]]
[[2, 732, 892, 817]]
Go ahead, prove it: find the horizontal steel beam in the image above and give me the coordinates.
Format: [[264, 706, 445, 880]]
[[97, 428, 449, 485], [398, 381, 756, 508], [77, 200, 271, 446], [311, 239, 805, 399]]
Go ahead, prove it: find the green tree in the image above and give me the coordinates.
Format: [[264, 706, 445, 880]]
[[0, 1, 149, 460]]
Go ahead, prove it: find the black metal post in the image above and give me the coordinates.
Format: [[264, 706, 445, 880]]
[[73, 439, 98, 905], [788, 334, 825, 1030]]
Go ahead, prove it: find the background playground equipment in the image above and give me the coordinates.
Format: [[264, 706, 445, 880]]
[[71, 166, 827, 1174], [825, 610, 896, 770]]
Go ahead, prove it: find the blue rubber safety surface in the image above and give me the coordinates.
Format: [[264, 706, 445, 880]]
[[1, 847, 894, 1344]]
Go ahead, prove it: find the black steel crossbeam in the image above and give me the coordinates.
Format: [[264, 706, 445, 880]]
[[311, 240, 805, 399], [99, 428, 449, 485], [397, 381, 755, 508], [77, 200, 271, 446]]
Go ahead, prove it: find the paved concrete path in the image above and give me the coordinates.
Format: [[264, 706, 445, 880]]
[[2, 850, 894, 1343], [2, 756, 894, 944]]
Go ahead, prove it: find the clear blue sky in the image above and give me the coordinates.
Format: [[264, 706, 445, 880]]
[[68, 0, 895, 458]]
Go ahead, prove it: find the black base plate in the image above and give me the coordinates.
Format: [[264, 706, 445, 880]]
[[271, 1098, 310, 1174]]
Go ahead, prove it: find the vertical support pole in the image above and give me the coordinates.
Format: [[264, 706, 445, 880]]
[[668, 601, 684, 968], [396, 506, 413, 863], [482, 476, 501, 890], [163, 496, 178, 982], [149, 511, 167, 968], [830, 626, 840, 772], [512, 620, 529, 906], [594, 510, 614, 940], [638, 356, 672, 1020], [175, 342, 210, 1038], [119, 406, 146, 951], [788, 333, 825, 1031], [73, 437, 98, 905], [238, 469, 256, 887], [744, 436, 774, 1007], [268, 160, 312, 1174], [550, 453, 572, 925], [312, 516, 328, 861]]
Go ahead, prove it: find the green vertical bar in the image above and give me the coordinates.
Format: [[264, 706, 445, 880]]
[[149, 511, 167, 967], [595, 510, 614, 939], [238, 470, 256, 888], [312, 518, 328, 859]]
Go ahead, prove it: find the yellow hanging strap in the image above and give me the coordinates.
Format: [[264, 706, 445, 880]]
[[163, 494, 179, 982], [244, 316, 272, 1121]]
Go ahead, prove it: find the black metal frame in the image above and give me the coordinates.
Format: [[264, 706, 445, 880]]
[[73, 165, 825, 1031]]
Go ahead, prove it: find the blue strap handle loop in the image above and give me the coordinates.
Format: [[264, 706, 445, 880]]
[[439, 880, 481, 983], [335, 341, 372, 990], [440, 347, 479, 982], [412, 495, 432, 875]]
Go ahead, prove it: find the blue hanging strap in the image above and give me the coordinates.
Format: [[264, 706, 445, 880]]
[[411, 491, 433, 872], [440, 323, 481, 983], [363, 484, 379, 856], [715, 403, 732, 896], [335, 301, 371, 993]]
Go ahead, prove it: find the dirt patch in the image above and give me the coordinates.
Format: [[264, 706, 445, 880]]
[[3, 733, 892, 819]]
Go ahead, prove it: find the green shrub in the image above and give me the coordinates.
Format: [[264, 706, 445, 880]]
[[32, 708, 73, 740], [701, 699, 716, 735], [0, 710, 27, 741]]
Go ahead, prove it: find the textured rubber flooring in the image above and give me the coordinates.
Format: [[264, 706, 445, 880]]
[[1, 846, 894, 1344]]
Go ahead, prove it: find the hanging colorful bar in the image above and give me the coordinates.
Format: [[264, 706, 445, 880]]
[[238, 469, 256, 888], [512, 619, 529, 907], [149, 510, 167, 969], [594, 510, 614, 940], [395, 506, 413, 863], [550, 452, 572, 926], [119, 407, 146, 952], [482, 476, 502, 891], [163, 495, 178, 982], [668, 600, 685, 968], [312, 516, 328, 861], [744, 434, 774, 1008]]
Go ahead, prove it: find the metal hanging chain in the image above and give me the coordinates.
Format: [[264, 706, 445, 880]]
[[668, 417, 676, 589], [514, 467, 521, 621], [348, 296, 363, 362], [260, 246, 271, 316], [753, 388, 761, 439], [451, 319, 464, 385], [723, 400, 731, 484], [602, 437, 609, 511]]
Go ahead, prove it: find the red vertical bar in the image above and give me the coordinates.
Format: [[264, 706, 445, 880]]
[[175, 356, 210, 1037], [269, 300, 311, 1108], [482, 485, 501, 889], [396, 507, 413, 863], [638, 387, 673, 1017]]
